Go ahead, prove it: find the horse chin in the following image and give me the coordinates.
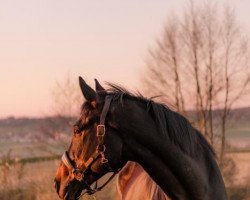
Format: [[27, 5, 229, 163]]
[[64, 192, 80, 200], [63, 181, 83, 200], [64, 190, 82, 200]]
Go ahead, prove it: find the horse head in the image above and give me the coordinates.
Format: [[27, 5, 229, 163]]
[[54, 77, 126, 200]]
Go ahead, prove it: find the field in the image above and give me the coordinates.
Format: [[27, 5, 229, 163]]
[[1, 148, 249, 200], [0, 141, 118, 200], [0, 114, 250, 200], [0, 159, 118, 200], [227, 152, 250, 186]]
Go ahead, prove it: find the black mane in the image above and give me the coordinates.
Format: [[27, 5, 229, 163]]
[[106, 83, 215, 158]]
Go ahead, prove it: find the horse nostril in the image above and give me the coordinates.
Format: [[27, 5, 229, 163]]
[[54, 179, 60, 194]]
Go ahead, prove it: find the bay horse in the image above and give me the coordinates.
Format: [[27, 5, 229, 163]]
[[54, 77, 227, 200]]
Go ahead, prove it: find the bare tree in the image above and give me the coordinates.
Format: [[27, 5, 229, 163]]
[[143, 1, 250, 164], [144, 15, 185, 113], [217, 6, 250, 163], [40, 73, 83, 144], [51, 73, 83, 119]]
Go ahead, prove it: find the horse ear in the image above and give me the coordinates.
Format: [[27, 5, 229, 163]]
[[79, 76, 96, 101], [94, 79, 105, 92], [94, 79, 107, 105]]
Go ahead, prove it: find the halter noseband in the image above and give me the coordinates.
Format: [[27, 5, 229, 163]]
[[61, 95, 120, 195]]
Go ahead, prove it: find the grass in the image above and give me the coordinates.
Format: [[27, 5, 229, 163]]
[[0, 160, 118, 200], [0, 141, 66, 159], [1, 156, 249, 200], [1, 139, 250, 199], [0, 139, 118, 200]]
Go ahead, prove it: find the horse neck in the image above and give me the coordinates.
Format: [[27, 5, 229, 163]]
[[114, 101, 227, 200], [123, 136, 191, 200], [124, 134, 227, 200], [117, 111, 209, 199]]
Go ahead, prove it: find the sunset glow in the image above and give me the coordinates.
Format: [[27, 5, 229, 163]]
[[0, 0, 249, 117]]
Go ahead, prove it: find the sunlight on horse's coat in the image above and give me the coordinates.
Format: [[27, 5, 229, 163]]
[[55, 78, 227, 200], [117, 162, 170, 200]]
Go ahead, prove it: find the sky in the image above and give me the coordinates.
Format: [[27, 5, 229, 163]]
[[0, 0, 250, 118]]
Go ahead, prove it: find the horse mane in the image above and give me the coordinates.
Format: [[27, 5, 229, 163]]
[[106, 83, 215, 159]]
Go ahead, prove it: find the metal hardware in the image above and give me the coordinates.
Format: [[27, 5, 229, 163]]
[[97, 125, 105, 136], [61, 95, 117, 196], [101, 157, 108, 164]]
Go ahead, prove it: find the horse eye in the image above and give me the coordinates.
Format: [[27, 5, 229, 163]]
[[74, 129, 79, 134], [73, 126, 81, 134]]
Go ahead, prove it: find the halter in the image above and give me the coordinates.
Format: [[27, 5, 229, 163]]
[[61, 95, 121, 195]]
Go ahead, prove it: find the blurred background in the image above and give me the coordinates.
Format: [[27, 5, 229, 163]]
[[0, 0, 249, 199]]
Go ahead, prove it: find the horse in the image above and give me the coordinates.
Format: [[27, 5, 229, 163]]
[[117, 161, 170, 200], [54, 77, 227, 200]]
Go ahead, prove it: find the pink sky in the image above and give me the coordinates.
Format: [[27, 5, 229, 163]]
[[0, 0, 249, 118]]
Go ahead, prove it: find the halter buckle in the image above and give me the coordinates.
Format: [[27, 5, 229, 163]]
[[97, 125, 105, 136], [74, 171, 84, 181], [101, 157, 108, 164]]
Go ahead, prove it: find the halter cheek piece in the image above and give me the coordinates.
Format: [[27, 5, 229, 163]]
[[61, 95, 121, 195]]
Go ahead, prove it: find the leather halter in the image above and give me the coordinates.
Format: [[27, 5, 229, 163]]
[[61, 95, 120, 195]]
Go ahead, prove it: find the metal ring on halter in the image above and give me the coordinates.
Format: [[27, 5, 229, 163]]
[[96, 144, 106, 153], [101, 156, 108, 164], [97, 124, 105, 136]]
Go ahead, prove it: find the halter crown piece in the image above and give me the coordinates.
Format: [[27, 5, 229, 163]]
[[61, 95, 120, 195]]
